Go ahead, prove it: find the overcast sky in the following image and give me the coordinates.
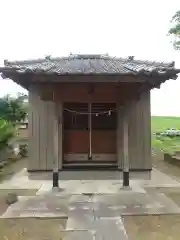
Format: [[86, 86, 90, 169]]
[[0, 0, 180, 116]]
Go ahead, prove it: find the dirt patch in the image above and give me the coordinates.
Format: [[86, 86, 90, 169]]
[[0, 158, 27, 182], [124, 215, 180, 240], [145, 186, 180, 195], [152, 152, 180, 181], [0, 218, 67, 240], [126, 151, 180, 240], [0, 189, 38, 197]]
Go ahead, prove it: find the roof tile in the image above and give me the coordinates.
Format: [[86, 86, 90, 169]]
[[1, 54, 180, 77]]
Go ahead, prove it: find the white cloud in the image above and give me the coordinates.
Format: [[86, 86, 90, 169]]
[[0, 0, 180, 115]]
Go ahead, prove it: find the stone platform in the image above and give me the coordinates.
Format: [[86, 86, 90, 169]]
[[2, 191, 180, 219], [1, 168, 180, 239], [1, 191, 180, 239]]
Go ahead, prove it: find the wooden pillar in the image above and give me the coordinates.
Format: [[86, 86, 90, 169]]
[[53, 102, 59, 188], [122, 105, 130, 187], [52, 101, 63, 187], [53, 102, 63, 170], [58, 103, 63, 170], [117, 104, 122, 169]]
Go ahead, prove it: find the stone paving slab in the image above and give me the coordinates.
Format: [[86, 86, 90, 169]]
[[93, 217, 128, 240], [1, 168, 180, 192], [61, 230, 94, 240], [36, 181, 82, 195], [66, 218, 128, 239], [29, 169, 151, 180], [66, 203, 128, 239], [68, 194, 92, 203], [1, 195, 69, 218], [2, 191, 180, 219], [93, 181, 146, 194], [66, 208, 94, 230], [93, 192, 180, 216], [0, 182, 42, 190], [68, 194, 94, 211], [36, 180, 146, 196]]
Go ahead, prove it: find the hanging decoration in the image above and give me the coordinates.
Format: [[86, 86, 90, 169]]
[[64, 108, 116, 116]]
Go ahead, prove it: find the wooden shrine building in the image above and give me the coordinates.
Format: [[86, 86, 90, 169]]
[[1, 54, 180, 172]]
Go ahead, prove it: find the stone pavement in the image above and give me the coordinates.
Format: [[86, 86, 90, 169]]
[[0, 168, 180, 192], [1, 195, 69, 218], [1, 191, 180, 239], [1, 168, 180, 239], [2, 191, 180, 219]]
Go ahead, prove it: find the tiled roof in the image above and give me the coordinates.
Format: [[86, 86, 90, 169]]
[[2, 54, 180, 77]]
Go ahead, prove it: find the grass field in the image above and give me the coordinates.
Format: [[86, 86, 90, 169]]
[[151, 116, 180, 133], [151, 116, 180, 154]]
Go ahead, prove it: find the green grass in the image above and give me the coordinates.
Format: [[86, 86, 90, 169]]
[[151, 116, 180, 133], [151, 116, 180, 154], [152, 135, 180, 154]]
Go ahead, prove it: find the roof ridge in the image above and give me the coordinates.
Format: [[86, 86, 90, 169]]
[[4, 57, 49, 66], [4, 54, 117, 66], [4, 54, 175, 68], [130, 59, 175, 68]]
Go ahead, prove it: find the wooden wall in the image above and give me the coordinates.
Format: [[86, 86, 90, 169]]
[[28, 86, 62, 171], [40, 82, 141, 103], [28, 84, 151, 171], [129, 91, 151, 169], [117, 91, 151, 170]]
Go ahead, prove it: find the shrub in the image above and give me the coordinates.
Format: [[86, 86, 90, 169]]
[[0, 119, 14, 151]]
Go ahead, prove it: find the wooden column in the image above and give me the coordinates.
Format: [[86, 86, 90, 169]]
[[122, 105, 130, 187], [53, 102, 59, 187], [53, 101, 63, 170], [53, 103, 59, 171], [58, 103, 63, 170], [117, 104, 122, 169]]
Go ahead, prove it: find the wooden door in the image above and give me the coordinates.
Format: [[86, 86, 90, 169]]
[[91, 103, 117, 162], [63, 103, 89, 162], [63, 102, 117, 163]]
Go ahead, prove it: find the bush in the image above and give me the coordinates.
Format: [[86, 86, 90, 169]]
[[0, 119, 14, 151]]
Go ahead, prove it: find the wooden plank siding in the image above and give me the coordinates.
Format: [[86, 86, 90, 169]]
[[117, 91, 151, 170], [46, 101, 55, 170], [28, 86, 62, 171], [28, 85, 151, 171], [128, 91, 151, 170]]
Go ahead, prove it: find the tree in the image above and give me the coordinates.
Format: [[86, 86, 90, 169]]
[[0, 93, 28, 125], [168, 10, 180, 50]]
